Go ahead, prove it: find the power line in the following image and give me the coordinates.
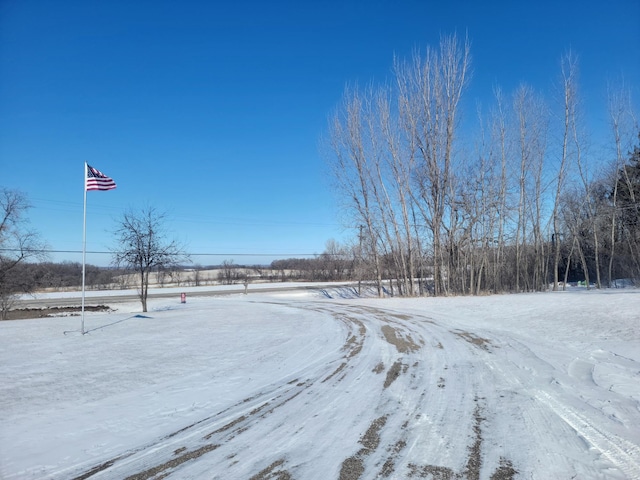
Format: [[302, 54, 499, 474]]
[[28, 198, 342, 228], [0, 248, 322, 257]]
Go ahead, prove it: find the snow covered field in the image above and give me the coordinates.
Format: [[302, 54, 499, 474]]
[[1, 287, 639, 479]]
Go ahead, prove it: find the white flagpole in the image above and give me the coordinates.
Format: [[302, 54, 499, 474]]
[[81, 162, 88, 335]]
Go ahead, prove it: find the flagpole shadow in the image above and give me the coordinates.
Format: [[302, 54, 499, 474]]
[[63, 314, 152, 335], [86, 314, 152, 333]]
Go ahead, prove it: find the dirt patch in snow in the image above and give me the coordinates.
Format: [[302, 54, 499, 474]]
[[4, 305, 113, 320], [373, 362, 385, 374], [463, 403, 484, 480], [381, 325, 421, 353], [71, 457, 122, 480], [249, 459, 292, 480], [339, 416, 388, 480], [454, 330, 493, 352], [123, 443, 220, 480], [379, 439, 407, 477], [383, 360, 408, 388], [343, 318, 366, 357], [408, 401, 517, 479], [491, 458, 519, 480]]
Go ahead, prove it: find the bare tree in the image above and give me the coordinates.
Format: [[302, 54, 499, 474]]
[[328, 34, 472, 296], [395, 33, 471, 295], [513, 84, 548, 292], [550, 52, 579, 290], [612, 132, 640, 280], [466, 99, 509, 295], [321, 239, 351, 281], [0, 188, 48, 319], [362, 86, 415, 295], [112, 207, 189, 312], [327, 85, 385, 296], [561, 188, 592, 287], [567, 61, 603, 289], [192, 264, 203, 286], [607, 81, 637, 285], [218, 259, 238, 285], [488, 87, 513, 292]]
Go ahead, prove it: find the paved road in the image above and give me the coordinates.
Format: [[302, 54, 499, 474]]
[[15, 284, 339, 309]]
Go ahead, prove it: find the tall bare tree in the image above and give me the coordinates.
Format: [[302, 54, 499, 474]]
[[395, 33, 471, 295], [379, 88, 418, 295], [568, 63, 603, 289], [489, 87, 513, 292], [551, 52, 579, 290], [327, 85, 386, 296], [467, 99, 509, 295], [513, 84, 548, 291], [112, 206, 189, 312], [607, 81, 638, 285]]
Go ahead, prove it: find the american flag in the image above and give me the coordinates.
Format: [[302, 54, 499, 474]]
[[86, 164, 116, 191]]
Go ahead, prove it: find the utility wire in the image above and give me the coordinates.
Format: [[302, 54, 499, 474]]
[[0, 248, 323, 257]]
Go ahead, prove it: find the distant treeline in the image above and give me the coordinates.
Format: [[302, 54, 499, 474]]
[[269, 255, 353, 282], [7, 258, 355, 291], [9, 262, 125, 291]]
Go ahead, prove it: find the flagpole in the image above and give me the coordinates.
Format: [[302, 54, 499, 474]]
[[81, 162, 88, 335], [80, 162, 115, 335]]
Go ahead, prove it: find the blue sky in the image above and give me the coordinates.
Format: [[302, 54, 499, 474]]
[[1, 0, 638, 267]]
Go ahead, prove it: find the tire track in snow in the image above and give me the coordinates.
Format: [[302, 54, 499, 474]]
[[338, 415, 388, 479], [535, 390, 640, 479], [300, 302, 430, 479], [71, 375, 314, 479], [472, 328, 640, 478], [70, 299, 536, 479], [71, 302, 367, 480], [333, 304, 516, 479], [354, 304, 524, 479], [73, 375, 311, 478], [480, 326, 640, 478]]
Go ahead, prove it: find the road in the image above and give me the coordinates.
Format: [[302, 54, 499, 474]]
[[15, 284, 337, 309]]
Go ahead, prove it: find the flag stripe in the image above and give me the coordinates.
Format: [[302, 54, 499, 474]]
[[86, 164, 116, 191]]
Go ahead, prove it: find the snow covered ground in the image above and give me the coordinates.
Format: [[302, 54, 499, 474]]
[[1, 287, 639, 479]]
